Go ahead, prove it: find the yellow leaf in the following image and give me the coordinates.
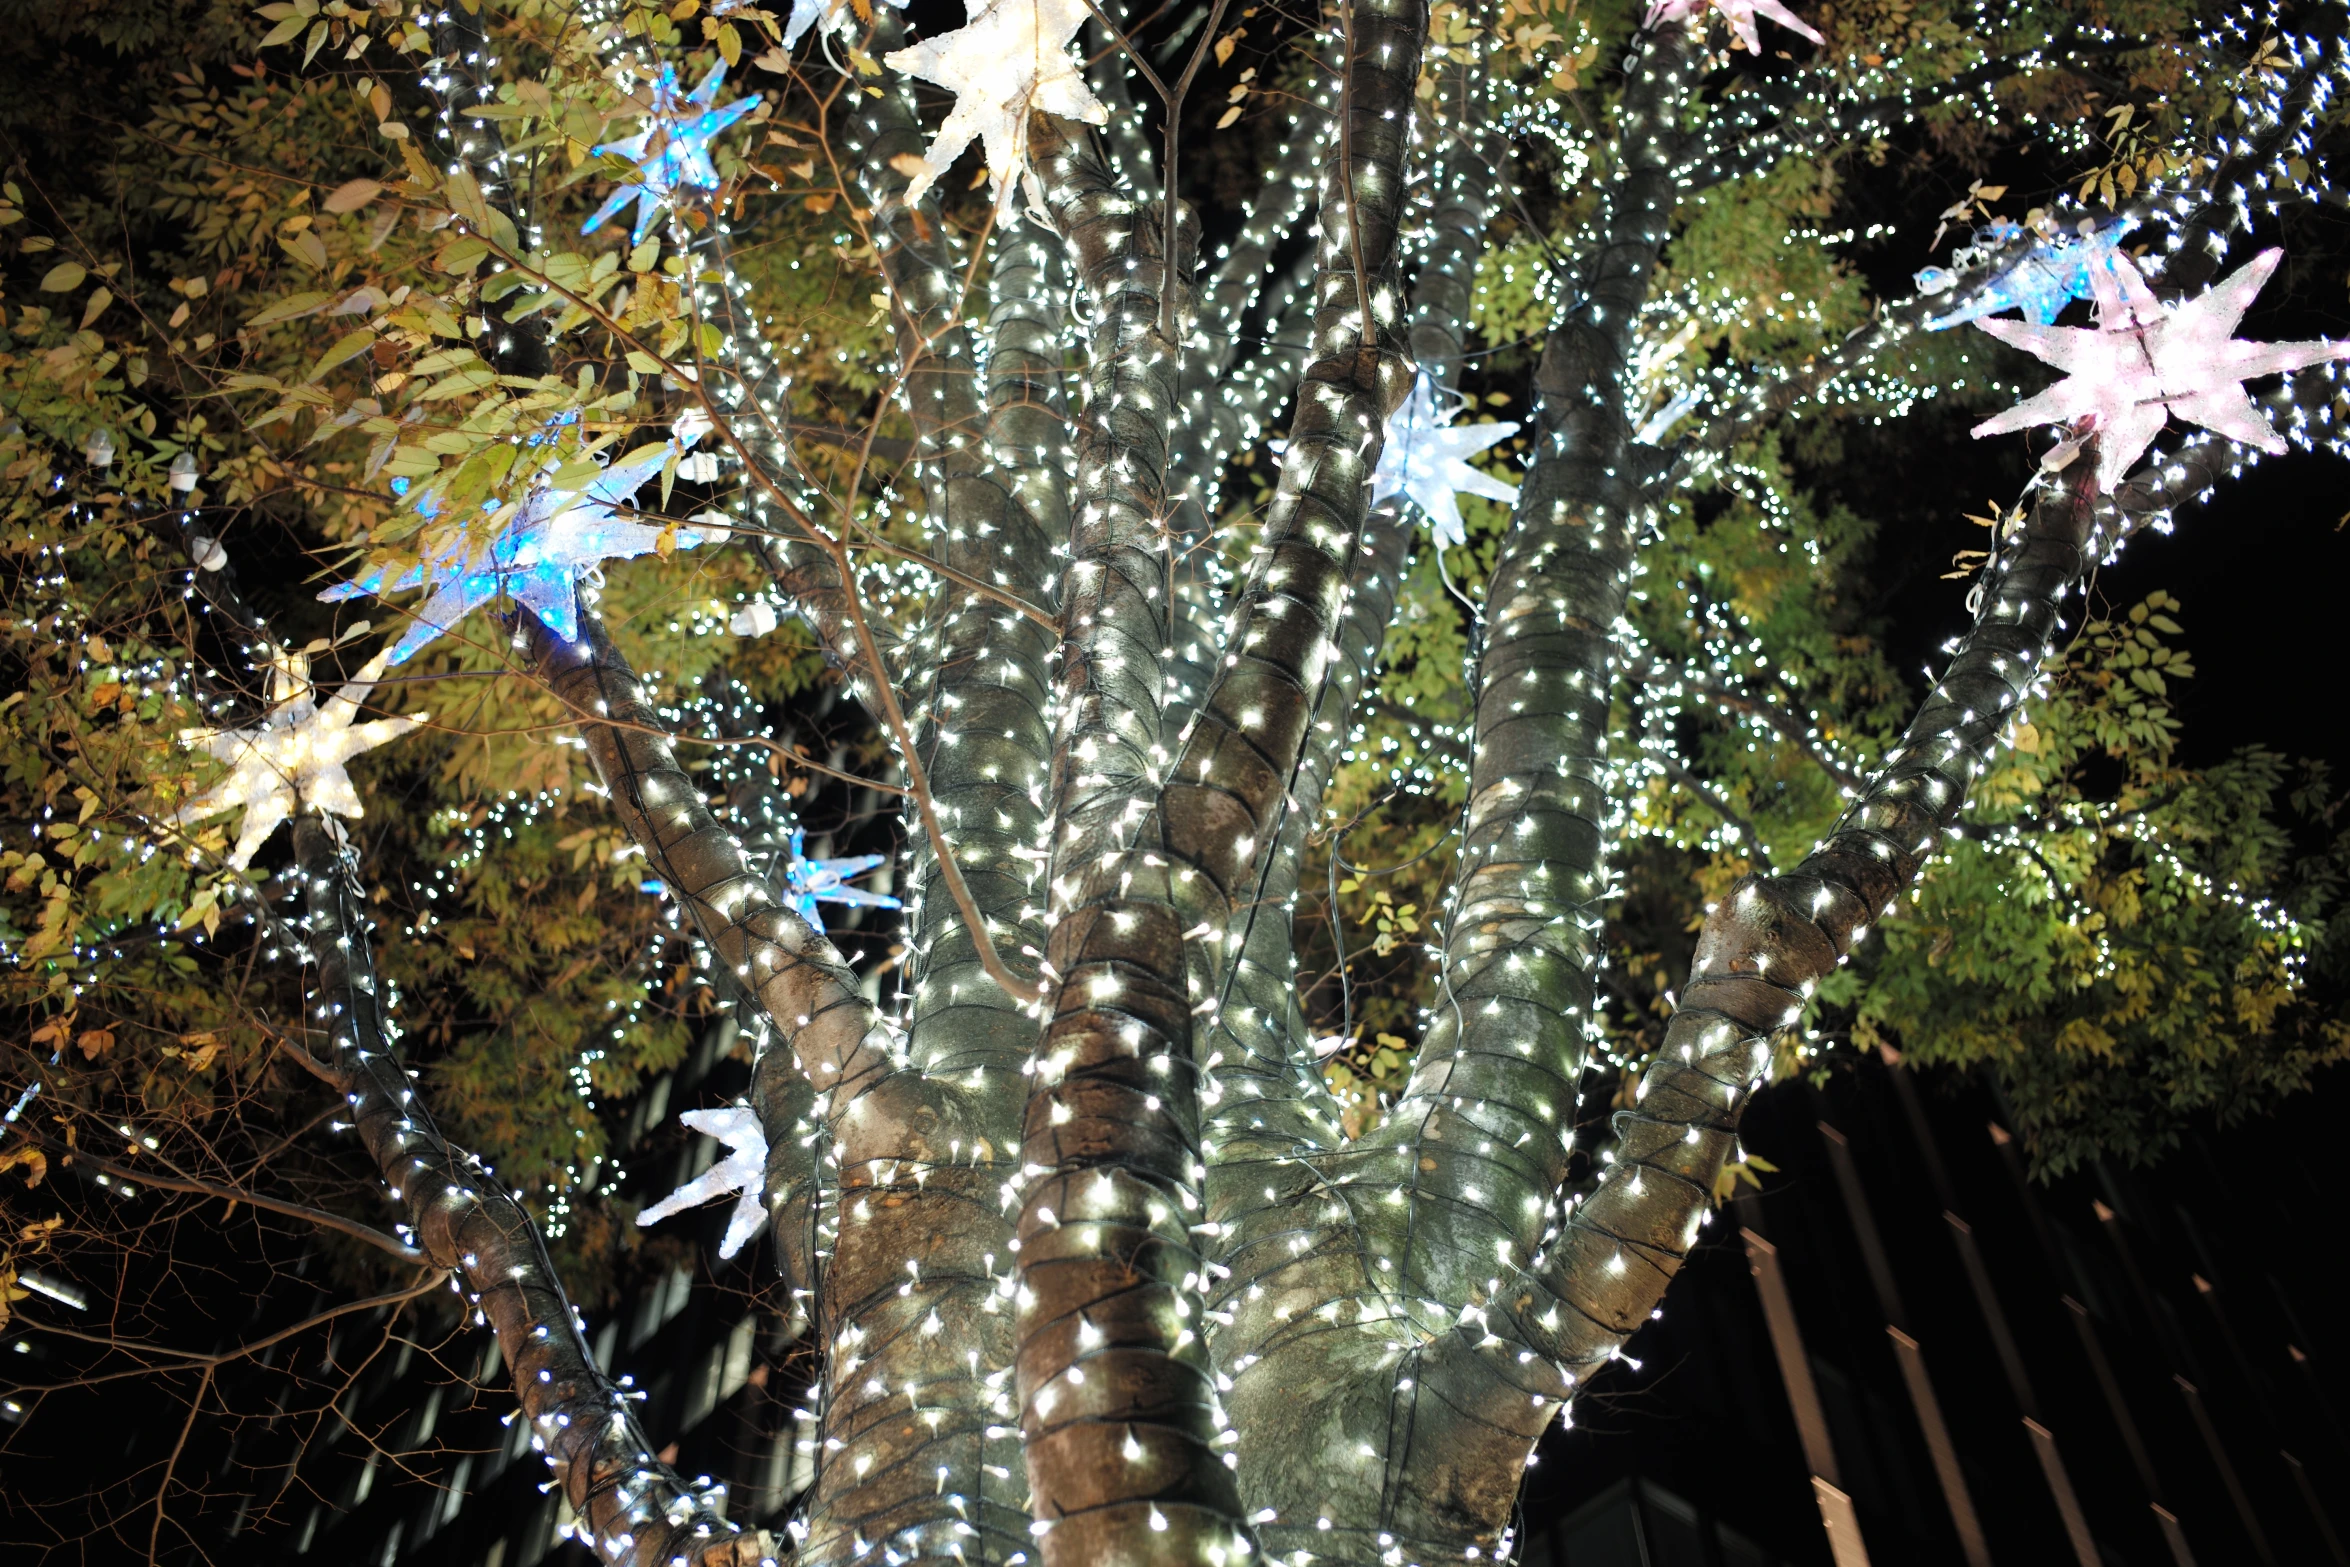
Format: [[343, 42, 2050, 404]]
[[38, 261, 86, 292], [322, 178, 384, 213], [1216, 105, 1243, 130], [0, 1146, 45, 1188], [80, 288, 112, 328]]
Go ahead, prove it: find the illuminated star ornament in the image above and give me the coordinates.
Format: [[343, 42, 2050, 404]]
[[1970, 248, 2350, 493], [773, 0, 905, 48], [582, 61, 760, 244], [179, 649, 428, 870], [1918, 218, 2137, 331], [323, 412, 717, 665], [1372, 372, 1521, 551], [883, 0, 1107, 212], [636, 1106, 769, 1259], [1644, 0, 1823, 53], [782, 828, 901, 932]]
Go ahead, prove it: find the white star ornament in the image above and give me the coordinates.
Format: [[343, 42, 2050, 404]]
[[774, 0, 905, 49], [883, 0, 1107, 212], [637, 1106, 770, 1259], [178, 649, 428, 870], [1645, 0, 1824, 53], [1372, 373, 1521, 551], [1969, 248, 2350, 494]]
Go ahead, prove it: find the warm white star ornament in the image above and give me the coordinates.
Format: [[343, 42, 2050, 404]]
[[637, 1106, 770, 1259], [1970, 248, 2350, 493], [883, 0, 1106, 212], [1372, 373, 1522, 550], [178, 649, 428, 870]]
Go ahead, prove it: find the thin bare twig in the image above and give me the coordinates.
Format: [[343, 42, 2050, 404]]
[[30, 1133, 425, 1263]]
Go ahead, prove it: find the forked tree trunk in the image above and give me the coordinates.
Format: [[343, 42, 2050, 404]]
[[229, 4, 2327, 1565]]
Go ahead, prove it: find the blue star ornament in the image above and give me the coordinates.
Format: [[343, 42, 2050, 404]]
[[322, 412, 718, 664], [583, 61, 761, 244], [782, 828, 901, 932], [1371, 373, 1521, 550], [1920, 218, 2136, 332]]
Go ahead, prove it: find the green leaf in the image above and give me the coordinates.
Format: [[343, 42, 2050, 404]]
[[247, 291, 334, 327], [415, 365, 498, 400], [304, 327, 378, 383], [445, 169, 493, 234], [437, 236, 490, 275], [411, 347, 480, 376], [38, 261, 86, 293]]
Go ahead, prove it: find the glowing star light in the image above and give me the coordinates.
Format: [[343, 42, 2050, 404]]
[[178, 648, 427, 870], [1644, 0, 1823, 54], [637, 1106, 769, 1259], [782, 828, 901, 932], [883, 0, 1106, 212], [1372, 372, 1521, 551], [323, 412, 717, 665], [1970, 248, 2350, 493], [582, 62, 760, 244], [771, 0, 905, 49], [1919, 218, 2137, 331]]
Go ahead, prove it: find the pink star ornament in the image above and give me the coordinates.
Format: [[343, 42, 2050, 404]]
[[1970, 248, 2350, 494], [1645, 0, 1823, 54]]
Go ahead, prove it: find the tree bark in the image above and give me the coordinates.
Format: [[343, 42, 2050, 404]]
[[293, 816, 766, 1567]]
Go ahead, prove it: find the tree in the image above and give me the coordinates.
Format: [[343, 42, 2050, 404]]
[[5, 0, 2350, 1563]]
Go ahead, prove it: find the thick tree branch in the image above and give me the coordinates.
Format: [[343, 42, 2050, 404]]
[[520, 603, 865, 1298], [1496, 447, 2104, 1409], [1365, 22, 1697, 1309], [291, 817, 766, 1567]]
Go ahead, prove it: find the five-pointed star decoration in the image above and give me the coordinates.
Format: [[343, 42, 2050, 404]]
[[1644, 0, 1823, 53], [882, 0, 1107, 213], [636, 1106, 770, 1259], [1919, 218, 2138, 331], [178, 648, 428, 870], [1970, 247, 2350, 494], [581, 61, 761, 244], [1371, 372, 1521, 551], [322, 411, 718, 665], [781, 827, 902, 932]]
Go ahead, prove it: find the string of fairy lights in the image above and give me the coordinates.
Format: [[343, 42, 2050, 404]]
[[16, 0, 2350, 1564]]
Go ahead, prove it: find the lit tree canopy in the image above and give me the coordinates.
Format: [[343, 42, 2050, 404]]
[[6, 0, 2350, 1563]]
